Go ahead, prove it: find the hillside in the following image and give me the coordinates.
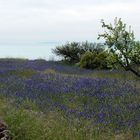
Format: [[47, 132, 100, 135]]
[[0, 59, 139, 140]]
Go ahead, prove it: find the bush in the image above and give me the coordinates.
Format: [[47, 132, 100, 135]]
[[79, 51, 110, 69], [79, 52, 95, 69]]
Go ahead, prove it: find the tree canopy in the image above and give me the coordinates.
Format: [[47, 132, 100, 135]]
[[98, 17, 140, 77], [53, 42, 104, 64]]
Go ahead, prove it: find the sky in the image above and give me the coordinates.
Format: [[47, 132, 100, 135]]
[[0, 0, 139, 59], [0, 0, 140, 42]]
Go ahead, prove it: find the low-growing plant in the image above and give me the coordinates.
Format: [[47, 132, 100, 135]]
[[1, 97, 139, 140]]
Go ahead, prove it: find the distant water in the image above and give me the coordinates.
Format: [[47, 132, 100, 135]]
[[0, 42, 63, 60]]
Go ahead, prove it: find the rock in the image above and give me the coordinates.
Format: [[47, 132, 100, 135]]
[[0, 121, 11, 140]]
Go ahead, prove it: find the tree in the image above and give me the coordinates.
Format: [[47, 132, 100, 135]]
[[53, 42, 104, 64], [98, 17, 140, 77], [53, 42, 80, 63]]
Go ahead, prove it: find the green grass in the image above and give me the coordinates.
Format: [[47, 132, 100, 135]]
[[9, 70, 36, 79], [0, 97, 138, 140], [0, 61, 139, 140]]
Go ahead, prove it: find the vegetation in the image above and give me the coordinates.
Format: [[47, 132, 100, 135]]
[[53, 42, 105, 64], [0, 59, 139, 140], [0, 17, 139, 140], [53, 18, 140, 77], [98, 17, 140, 77], [79, 51, 109, 69]]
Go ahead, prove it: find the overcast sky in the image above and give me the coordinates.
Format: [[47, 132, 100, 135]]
[[0, 0, 140, 43]]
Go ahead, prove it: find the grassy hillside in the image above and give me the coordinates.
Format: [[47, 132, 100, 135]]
[[0, 59, 139, 140]]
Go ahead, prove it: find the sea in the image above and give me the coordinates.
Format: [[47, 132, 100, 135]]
[[0, 42, 63, 60]]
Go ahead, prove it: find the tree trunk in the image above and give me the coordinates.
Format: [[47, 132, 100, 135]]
[[129, 68, 140, 77]]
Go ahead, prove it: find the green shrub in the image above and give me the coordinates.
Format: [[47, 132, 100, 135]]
[[79, 51, 109, 69], [79, 52, 95, 69]]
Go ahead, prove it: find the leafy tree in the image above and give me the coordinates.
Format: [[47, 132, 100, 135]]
[[53, 42, 104, 64], [106, 52, 121, 69], [98, 17, 140, 77], [131, 41, 140, 64], [53, 42, 80, 63]]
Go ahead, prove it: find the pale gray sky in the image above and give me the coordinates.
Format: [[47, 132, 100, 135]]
[[0, 0, 140, 42]]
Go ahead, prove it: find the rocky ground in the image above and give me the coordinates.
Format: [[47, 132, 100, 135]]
[[0, 121, 11, 140]]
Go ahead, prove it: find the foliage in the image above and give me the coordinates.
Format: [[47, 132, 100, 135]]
[[0, 97, 134, 140], [98, 17, 140, 77], [0, 59, 139, 139], [53, 42, 80, 63], [53, 41, 104, 64], [79, 51, 110, 69]]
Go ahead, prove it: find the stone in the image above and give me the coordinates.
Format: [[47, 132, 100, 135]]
[[0, 121, 11, 140]]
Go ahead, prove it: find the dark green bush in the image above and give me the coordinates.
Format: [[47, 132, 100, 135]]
[[79, 51, 110, 69]]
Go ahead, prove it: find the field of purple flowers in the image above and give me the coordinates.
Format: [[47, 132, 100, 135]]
[[0, 59, 139, 140]]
